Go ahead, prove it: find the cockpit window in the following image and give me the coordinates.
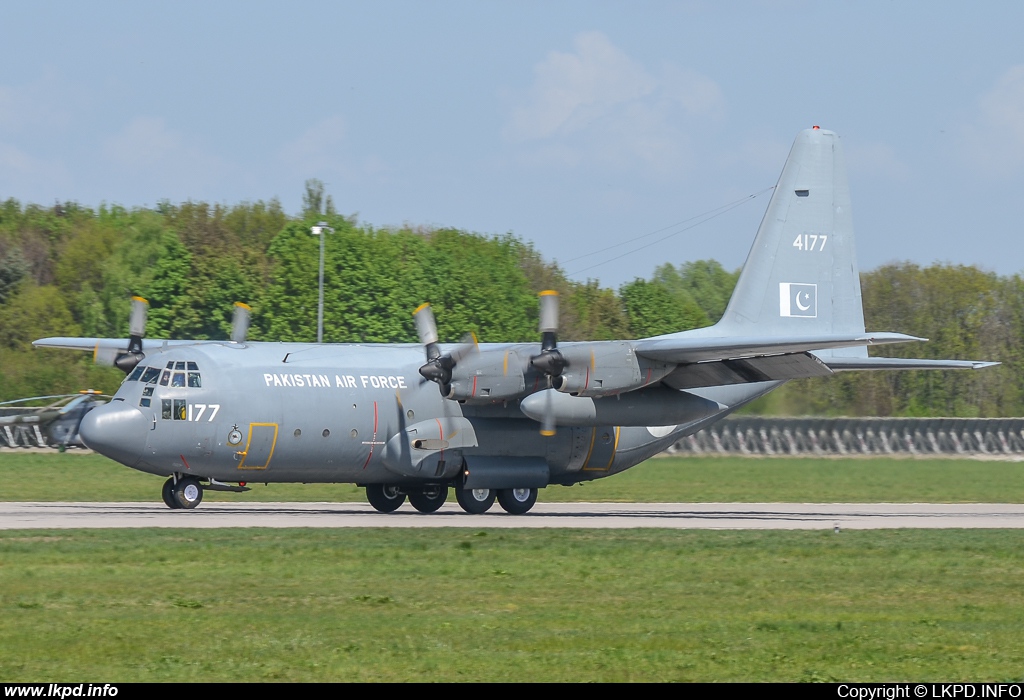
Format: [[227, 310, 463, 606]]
[[187, 362, 199, 371], [159, 370, 170, 386], [188, 372, 202, 388], [171, 373, 186, 388], [127, 366, 145, 382], [161, 399, 172, 420], [166, 361, 174, 369], [141, 367, 161, 384], [174, 361, 186, 370]]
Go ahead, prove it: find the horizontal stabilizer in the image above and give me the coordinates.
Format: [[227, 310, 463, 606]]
[[634, 332, 923, 365], [823, 357, 1000, 371]]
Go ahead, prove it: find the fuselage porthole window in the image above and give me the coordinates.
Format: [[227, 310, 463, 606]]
[[159, 370, 170, 386], [188, 372, 202, 388], [171, 373, 186, 388]]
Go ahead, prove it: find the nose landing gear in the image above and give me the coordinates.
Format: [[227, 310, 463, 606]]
[[161, 475, 204, 509]]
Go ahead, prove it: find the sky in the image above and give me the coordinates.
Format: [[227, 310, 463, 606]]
[[2, 1, 1024, 289]]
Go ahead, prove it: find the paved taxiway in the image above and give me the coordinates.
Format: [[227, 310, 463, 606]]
[[4, 502, 1024, 529]]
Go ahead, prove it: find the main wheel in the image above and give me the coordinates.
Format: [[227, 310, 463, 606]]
[[455, 486, 495, 514], [172, 476, 203, 509], [408, 485, 448, 513], [497, 487, 537, 515], [366, 483, 406, 513], [161, 477, 182, 509]]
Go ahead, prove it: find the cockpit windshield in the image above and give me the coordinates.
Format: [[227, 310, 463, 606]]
[[129, 361, 205, 411]]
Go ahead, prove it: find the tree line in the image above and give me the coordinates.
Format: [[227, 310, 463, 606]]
[[0, 188, 1018, 417]]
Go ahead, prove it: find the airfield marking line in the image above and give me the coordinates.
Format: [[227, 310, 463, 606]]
[[4, 502, 1024, 530]]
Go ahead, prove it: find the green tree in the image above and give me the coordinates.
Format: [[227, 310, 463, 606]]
[[620, 277, 710, 338]]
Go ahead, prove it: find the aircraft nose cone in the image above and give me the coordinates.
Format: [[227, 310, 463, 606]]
[[79, 402, 148, 466]]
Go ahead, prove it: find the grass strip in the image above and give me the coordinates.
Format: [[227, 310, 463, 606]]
[[2, 452, 1023, 503], [2, 528, 1024, 682]]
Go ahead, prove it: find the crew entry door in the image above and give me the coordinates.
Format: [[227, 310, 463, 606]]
[[238, 423, 278, 470]]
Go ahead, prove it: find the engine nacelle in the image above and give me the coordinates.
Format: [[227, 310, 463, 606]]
[[446, 349, 528, 402], [553, 342, 673, 397]]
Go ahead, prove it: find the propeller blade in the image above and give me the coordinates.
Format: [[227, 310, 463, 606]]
[[113, 296, 148, 373], [413, 303, 440, 360], [540, 382, 556, 436], [449, 332, 478, 364], [127, 296, 148, 353], [231, 302, 251, 343], [539, 290, 559, 335]]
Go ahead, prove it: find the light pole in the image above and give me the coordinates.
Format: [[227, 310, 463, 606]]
[[310, 221, 334, 343]]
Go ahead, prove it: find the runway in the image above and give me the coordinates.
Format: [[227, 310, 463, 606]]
[[4, 501, 1024, 529]]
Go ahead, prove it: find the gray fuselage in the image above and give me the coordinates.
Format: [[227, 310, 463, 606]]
[[83, 340, 772, 489]]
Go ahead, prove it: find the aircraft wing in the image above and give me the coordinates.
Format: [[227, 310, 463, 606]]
[[633, 332, 923, 364], [33, 337, 203, 352]]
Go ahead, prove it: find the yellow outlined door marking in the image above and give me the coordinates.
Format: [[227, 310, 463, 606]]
[[238, 423, 278, 470]]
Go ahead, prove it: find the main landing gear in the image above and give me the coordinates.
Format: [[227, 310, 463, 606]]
[[161, 475, 204, 509], [365, 485, 538, 515]]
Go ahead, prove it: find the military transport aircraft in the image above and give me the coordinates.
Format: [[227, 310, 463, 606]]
[[34, 127, 996, 514]]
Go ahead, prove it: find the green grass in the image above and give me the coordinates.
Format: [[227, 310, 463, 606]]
[[2, 528, 1024, 682], [3, 451, 1024, 503]]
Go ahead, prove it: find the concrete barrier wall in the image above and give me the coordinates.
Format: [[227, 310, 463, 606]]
[[671, 417, 1024, 457]]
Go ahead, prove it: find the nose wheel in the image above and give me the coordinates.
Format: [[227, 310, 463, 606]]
[[161, 477, 181, 509], [161, 476, 204, 509]]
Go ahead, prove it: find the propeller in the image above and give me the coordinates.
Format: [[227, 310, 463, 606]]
[[231, 302, 251, 343], [113, 296, 149, 374], [413, 303, 477, 396], [529, 290, 566, 436]]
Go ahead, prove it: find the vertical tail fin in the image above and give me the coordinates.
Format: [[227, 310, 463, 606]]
[[717, 128, 865, 355]]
